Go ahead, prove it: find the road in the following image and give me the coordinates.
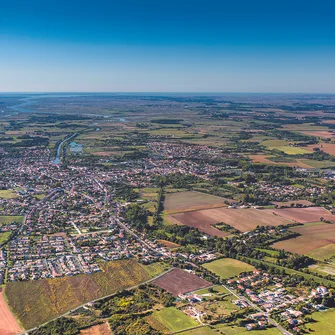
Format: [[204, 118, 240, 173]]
[[221, 283, 292, 335]]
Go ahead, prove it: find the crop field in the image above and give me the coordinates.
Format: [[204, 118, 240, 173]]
[[178, 326, 217, 335], [300, 159, 335, 168], [0, 215, 23, 225], [164, 191, 228, 214], [272, 223, 335, 255], [304, 309, 335, 334], [0, 189, 18, 199], [153, 268, 212, 296], [249, 155, 312, 168], [0, 289, 22, 335], [149, 307, 198, 333], [273, 200, 313, 207], [304, 143, 335, 155], [261, 140, 310, 154], [203, 258, 255, 279], [5, 259, 163, 329], [267, 207, 335, 223], [299, 130, 335, 139], [169, 208, 291, 234], [307, 244, 335, 261], [213, 324, 282, 335], [309, 263, 335, 276], [167, 211, 229, 237]]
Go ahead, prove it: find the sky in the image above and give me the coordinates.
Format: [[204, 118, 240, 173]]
[[0, 0, 334, 93]]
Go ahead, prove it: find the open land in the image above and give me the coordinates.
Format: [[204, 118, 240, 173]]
[[272, 223, 335, 255], [164, 191, 228, 214], [267, 207, 335, 223], [5, 259, 163, 329], [0, 289, 22, 335], [80, 323, 112, 335], [153, 268, 212, 296], [148, 307, 198, 333], [202, 258, 255, 279], [169, 208, 292, 234]]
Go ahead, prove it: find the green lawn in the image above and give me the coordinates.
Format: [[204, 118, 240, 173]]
[[202, 258, 255, 279], [255, 248, 280, 257], [150, 307, 198, 332], [305, 309, 335, 334], [0, 190, 18, 199], [194, 285, 230, 295], [0, 216, 23, 225], [0, 231, 11, 244]]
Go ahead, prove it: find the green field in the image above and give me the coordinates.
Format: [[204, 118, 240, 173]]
[[178, 326, 217, 335], [202, 258, 255, 279], [5, 260, 166, 330], [150, 307, 198, 332], [0, 216, 23, 225], [262, 140, 309, 155], [194, 285, 230, 295], [300, 159, 335, 168], [0, 231, 11, 244], [305, 309, 335, 334], [213, 324, 282, 335], [0, 190, 18, 199], [243, 257, 335, 288], [309, 263, 335, 276], [307, 244, 335, 261]]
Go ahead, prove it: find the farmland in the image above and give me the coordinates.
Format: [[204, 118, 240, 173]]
[[169, 208, 291, 234], [164, 191, 228, 213], [272, 223, 335, 255], [153, 268, 212, 296], [261, 140, 310, 155], [266, 207, 335, 223], [149, 307, 198, 333], [178, 326, 217, 335], [0, 289, 22, 335], [214, 324, 282, 335], [307, 244, 335, 261], [203, 258, 255, 279], [5, 259, 164, 329], [249, 155, 312, 168]]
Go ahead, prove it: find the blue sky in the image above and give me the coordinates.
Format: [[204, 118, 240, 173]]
[[1, 0, 334, 92]]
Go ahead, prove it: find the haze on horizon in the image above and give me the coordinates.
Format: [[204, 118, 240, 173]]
[[1, 0, 334, 93]]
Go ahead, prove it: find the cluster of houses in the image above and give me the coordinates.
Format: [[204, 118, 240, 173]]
[[230, 271, 331, 333], [254, 182, 327, 202], [147, 142, 224, 160]]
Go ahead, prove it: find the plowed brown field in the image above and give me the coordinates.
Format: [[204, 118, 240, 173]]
[[272, 223, 335, 254], [169, 208, 291, 234], [153, 268, 212, 296], [266, 207, 335, 223]]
